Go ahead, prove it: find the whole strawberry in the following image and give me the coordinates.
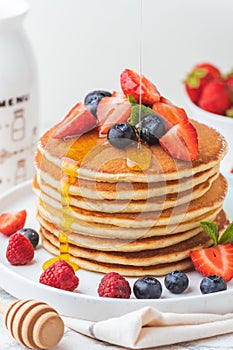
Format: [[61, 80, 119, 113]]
[[6, 233, 34, 265], [98, 272, 131, 298], [39, 260, 79, 291], [184, 63, 221, 104], [198, 80, 231, 115]]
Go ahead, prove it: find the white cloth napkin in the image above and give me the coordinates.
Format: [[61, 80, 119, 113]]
[[62, 306, 233, 349]]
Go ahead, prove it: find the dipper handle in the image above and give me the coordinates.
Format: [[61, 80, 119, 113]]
[[0, 299, 64, 349]]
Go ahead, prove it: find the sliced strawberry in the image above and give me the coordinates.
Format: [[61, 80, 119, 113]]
[[120, 69, 160, 105], [0, 210, 27, 236], [190, 243, 233, 282], [53, 102, 97, 139], [152, 101, 188, 128], [97, 95, 131, 136], [159, 121, 198, 161]]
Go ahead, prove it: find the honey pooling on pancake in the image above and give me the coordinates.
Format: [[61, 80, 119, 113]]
[[126, 143, 151, 171]]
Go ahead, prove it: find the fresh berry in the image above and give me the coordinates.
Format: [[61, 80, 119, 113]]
[[159, 121, 198, 161], [200, 275, 227, 294], [133, 276, 162, 299], [120, 69, 160, 105], [107, 123, 137, 149], [0, 210, 27, 236], [18, 228, 39, 249], [53, 102, 97, 139], [164, 270, 189, 294], [6, 233, 34, 265], [84, 90, 112, 117], [152, 101, 188, 128], [190, 243, 233, 282], [137, 114, 167, 145], [97, 95, 131, 136], [198, 80, 232, 115], [184, 63, 221, 104], [39, 260, 79, 291], [98, 272, 131, 298]]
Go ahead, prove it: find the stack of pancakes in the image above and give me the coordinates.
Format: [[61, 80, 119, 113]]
[[33, 120, 229, 276]]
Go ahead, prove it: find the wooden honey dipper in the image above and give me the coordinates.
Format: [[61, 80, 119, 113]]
[[0, 299, 64, 349]]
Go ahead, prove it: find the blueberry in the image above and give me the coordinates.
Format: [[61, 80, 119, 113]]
[[164, 270, 189, 294], [84, 90, 112, 117], [136, 114, 167, 145], [107, 123, 137, 149], [18, 228, 39, 249], [133, 276, 162, 299], [200, 275, 227, 294]]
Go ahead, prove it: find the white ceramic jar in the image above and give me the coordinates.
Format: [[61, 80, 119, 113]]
[[0, 0, 38, 192]]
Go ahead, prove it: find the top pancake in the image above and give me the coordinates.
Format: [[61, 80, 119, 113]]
[[37, 120, 227, 183]]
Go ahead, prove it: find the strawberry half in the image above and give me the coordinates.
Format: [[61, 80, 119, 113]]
[[159, 121, 198, 161], [152, 101, 188, 128], [97, 95, 131, 136], [53, 102, 97, 139], [0, 210, 27, 236], [120, 69, 160, 105], [190, 243, 233, 282]]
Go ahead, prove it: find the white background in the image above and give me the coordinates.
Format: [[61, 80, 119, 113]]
[[24, 0, 233, 130]]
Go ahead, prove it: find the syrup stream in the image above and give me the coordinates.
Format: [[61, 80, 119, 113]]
[[126, 0, 152, 171], [138, 0, 143, 123]]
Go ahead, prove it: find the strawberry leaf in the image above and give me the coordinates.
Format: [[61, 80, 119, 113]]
[[185, 69, 207, 88], [219, 223, 233, 244], [200, 221, 219, 246]]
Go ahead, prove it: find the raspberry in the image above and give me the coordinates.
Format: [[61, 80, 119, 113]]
[[39, 260, 79, 292], [6, 233, 34, 265], [98, 272, 131, 298]]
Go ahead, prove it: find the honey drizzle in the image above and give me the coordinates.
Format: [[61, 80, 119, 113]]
[[42, 159, 79, 271], [126, 0, 152, 172], [138, 0, 143, 123]]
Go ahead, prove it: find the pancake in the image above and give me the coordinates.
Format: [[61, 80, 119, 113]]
[[40, 236, 194, 276], [33, 171, 218, 213], [34, 175, 227, 228], [39, 210, 229, 276], [37, 121, 226, 183], [35, 149, 220, 200], [37, 203, 222, 239], [38, 215, 204, 251], [37, 203, 221, 239]]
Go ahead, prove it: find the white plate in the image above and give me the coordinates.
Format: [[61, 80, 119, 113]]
[[0, 180, 233, 321]]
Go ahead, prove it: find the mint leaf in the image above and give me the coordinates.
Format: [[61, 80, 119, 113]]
[[129, 104, 155, 126], [200, 221, 219, 246], [219, 222, 233, 244]]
